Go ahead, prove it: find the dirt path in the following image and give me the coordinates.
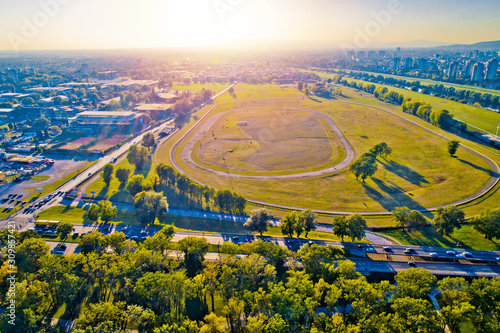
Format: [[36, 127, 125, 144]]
[[179, 107, 355, 179]]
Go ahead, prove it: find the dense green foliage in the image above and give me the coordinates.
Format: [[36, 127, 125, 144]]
[[2, 227, 499, 332]]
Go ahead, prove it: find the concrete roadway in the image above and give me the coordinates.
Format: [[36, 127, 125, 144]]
[[41, 221, 500, 264]]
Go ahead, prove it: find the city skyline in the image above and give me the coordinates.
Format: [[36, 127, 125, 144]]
[[1, 0, 500, 51]]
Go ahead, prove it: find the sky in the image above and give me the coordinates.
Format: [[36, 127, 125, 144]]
[[1, 0, 500, 50]]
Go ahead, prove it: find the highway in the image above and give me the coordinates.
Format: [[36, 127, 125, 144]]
[[349, 258, 500, 278]]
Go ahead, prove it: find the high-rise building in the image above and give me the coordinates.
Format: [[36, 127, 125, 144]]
[[417, 58, 427, 69], [357, 50, 365, 59], [393, 57, 401, 69], [448, 61, 458, 79], [396, 47, 401, 53], [379, 50, 386, 57], [6, 69, 18, 83], [368, 50, 376, 58], [405, 57, 413, 68], [485, 58, 499, 80], [471, 62, 485, 82], [464, 60, 475, 77]]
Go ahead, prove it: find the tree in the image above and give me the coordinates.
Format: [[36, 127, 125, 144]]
[[369, 142, 392, 158], [244, 209, 273, 236], [77, 231, 103, 254], [471, 209, 500, 240], [407, 210, 427, 231], [142, 132, 155, 151], [332, 216, 349, 242], [301, 209, 317, 237], [22, 97, 35, 105], [298, 82, 304, 91], [348, 152, 378, 182], [102, 163, 114, 186], [387, 297, 444, 333], [101, 232, 127, 255], [115, 167, 130, 186], [347, 214, 367, 242], [127, 144, 149, 170], [394, 268, 437, 299], [33, 116, 50, 129], [126, 175, 145, 196], [178, 237, 209, 277], [98, 200, 117, 223], [433, 206, 465, 236], [134, 190, 169, 225], [16, 238, 50, 274], [448, 140, 460, 156], [392, 207, 410, 232], [280, 211, 298, 238], [56, 221, 74, 241], [87, 203, 99, 222]]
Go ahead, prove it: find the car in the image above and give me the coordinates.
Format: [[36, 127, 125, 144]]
[[446, 250, 456, 255], [60, 244, 67, 250], [308, 241, 314, 245], [404, 248, 414, 254], [408, 261, 416, 266], [365, 248, 376, 253], [462, 252, 472, 257], [383, 246, 392, 252], [429, 252, 438, 258], [232, 236, 239, 241], [140, 229, 147, 234], [496, 257, 500, 262], [88, 172, 92, 176], [456, 254, 466, 259], [356, 244, 363, 248]]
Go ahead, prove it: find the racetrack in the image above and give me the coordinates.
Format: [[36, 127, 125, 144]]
[[170, 97, 500, 214]]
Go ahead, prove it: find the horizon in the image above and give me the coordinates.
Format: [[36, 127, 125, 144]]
[[2, 0, 500, 51]]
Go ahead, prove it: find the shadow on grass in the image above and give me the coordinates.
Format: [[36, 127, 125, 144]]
[[379, 160, 429, 186], [384, 226, 456, 248], [134, 158, 152, 178], [307, 96, 322, 103], [97, 185, 109, 199], [363, 179, 427, 212], [457, 158, 497, 177]]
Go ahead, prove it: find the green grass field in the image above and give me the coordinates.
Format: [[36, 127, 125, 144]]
[[192, 107, 343, 174], [380, 225, 500, 251], [331, 68, 500, 98], [84, 156, 156, 203], [172, 86, 492, 214]]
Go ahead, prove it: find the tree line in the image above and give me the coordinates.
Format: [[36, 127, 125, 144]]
[[3, 226, 500, 332], [333, 70, 500, 111]]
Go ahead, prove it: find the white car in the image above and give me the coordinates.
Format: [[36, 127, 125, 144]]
[[446, 250, 456, 255], [429, 252, 438, 258]]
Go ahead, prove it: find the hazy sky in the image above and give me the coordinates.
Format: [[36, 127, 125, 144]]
[[1, 0, 499, 50]]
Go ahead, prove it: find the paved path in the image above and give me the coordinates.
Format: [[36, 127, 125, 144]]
[[178, 106, 355, 179], [170, 96, 500, 215]]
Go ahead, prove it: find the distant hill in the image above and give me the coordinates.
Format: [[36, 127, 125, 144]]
[[437, 40, 500, 50]]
